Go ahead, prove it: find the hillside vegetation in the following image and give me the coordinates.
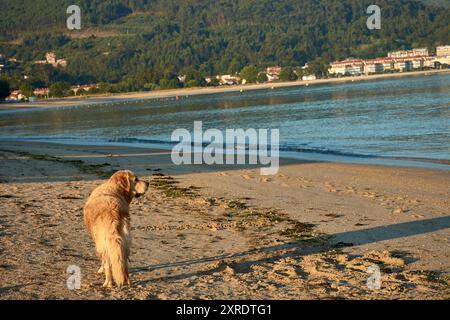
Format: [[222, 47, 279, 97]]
[[0, 0, 449, 91]]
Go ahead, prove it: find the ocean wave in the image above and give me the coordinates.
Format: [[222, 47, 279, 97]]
[[2, 135, 448, 168], [109, 137, 377, 158]]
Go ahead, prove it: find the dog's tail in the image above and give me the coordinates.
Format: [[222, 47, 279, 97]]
[[105, 231, 128, 288]]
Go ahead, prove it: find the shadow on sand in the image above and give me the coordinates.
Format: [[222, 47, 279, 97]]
[[132, 216, 450, 283]]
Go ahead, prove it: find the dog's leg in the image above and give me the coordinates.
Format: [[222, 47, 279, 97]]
[[102, 258, 113, 288], [98, 256, 105, 274], [98, 252, 106, 274], [124, 268, 131, 286], [124, 234, 131, 286]]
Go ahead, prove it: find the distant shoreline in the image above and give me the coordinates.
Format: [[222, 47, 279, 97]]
[[1, 69, 449, 110]]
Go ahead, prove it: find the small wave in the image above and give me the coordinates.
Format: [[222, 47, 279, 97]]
[[279, 145, 377, 158], [109, 137, 378, 158], [108, 137, 178, 146], [2, 135, 448, 169]]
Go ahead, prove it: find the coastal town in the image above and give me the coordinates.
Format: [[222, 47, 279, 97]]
[[1, 45, 449, 102], [329, 46, 450, 76]]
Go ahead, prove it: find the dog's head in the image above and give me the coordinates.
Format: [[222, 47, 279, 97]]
[[110, 170, 149, 201]]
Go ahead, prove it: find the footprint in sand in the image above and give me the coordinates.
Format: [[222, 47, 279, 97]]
[[323, 213, 345, 220], [218, 172, 230, 177], [345, 186, 356, 193], [260, 177, 272, 183], [324, 182, 339, 193], [242, 174, 253, 180], [362, 191, 378, 199], [392, 208, 411, 214]]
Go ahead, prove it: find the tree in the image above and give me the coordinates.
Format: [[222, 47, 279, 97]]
[[185, 80, 199, 88], [240, 65, 258, 84], [2, 0, 449, 90], [228, 58, 243, 75], [182, 68, 207, 87], [19, 82, 34, 97], [159, 78, 182, 89], [208, 78, 220, 87], [143, 82, 157, 91], [0, 79, 11, 100], [30, 64, 58, 87], [306, 58, 329, 78], [293, 67, 304, 80], [97, 82, 111, 93], [49, 81, 71, 97], [279, 67, 298, 81], [257, 72, 268, 83], [117, 77, 143, 92]]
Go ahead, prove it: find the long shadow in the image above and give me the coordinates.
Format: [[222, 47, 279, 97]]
[[132, 215, 450, 283]]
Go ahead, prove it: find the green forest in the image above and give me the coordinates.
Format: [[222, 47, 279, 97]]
[[0, 0, 449, 96]]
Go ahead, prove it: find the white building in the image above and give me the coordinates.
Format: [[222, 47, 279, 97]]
[[302, 74, 317, 81], [388, 48, 429, 58], [329, 59, 365, 76], [33, 88, 49, 96], [6, 90, 27, 101], [216, 75, 240, 85], [265, 66, 281, 82], [71, 84, 98, 95], [434, 56, 450, 65], [46, 52, 57, 65], [363, 58, 394, 74], [411, 58, 424, 69], [34, 52, 67, 67], [266, 73, 279, 82], [393, 59, 413, 71], [436, 45, 450, 57], [423, 56, 437, 68]]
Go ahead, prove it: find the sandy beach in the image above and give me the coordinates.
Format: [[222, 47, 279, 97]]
[[0, 140, 448, 300], [1, 69, 449, 110]]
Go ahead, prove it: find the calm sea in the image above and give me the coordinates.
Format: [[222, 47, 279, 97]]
[[1, 74, 449, 169]]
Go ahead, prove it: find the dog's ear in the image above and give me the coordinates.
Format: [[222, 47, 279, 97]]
[[111, 171, 132, 195]]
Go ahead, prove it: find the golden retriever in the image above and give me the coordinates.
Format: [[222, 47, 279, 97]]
[[84, 170, 149, 288]]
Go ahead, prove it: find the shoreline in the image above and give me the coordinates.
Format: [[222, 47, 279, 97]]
[[1, 138, 449, 171], [1, 69, 449, 110]]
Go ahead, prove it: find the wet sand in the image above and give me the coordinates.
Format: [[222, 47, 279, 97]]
[[0, 140, 449, 299]]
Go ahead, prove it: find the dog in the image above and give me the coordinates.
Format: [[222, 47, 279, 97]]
[[83, 170, 149, 288]]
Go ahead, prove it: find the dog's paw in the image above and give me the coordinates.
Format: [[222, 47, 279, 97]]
[[125, 277, 131, 286], [97, 266, 104, 274], [102, 280, 113, 288]]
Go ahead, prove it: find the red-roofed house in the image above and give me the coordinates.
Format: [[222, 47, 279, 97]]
[[329, 59, 365, 76]]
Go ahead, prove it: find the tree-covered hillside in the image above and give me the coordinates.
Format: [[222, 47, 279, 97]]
[[0, 0, 449, 91]]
